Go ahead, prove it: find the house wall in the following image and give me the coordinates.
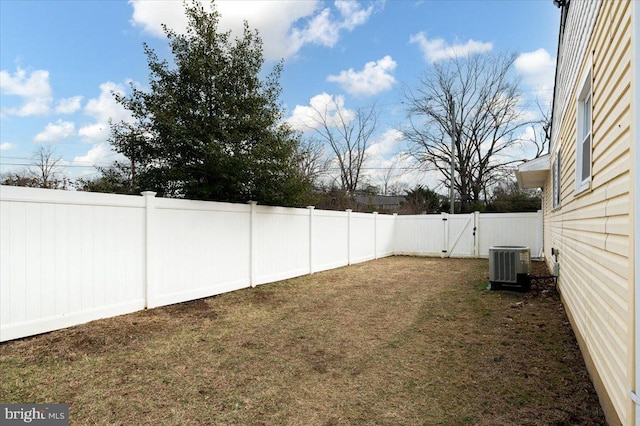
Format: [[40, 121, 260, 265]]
[[551, 0, 602, 147], [546, 0, 634, 423], [633, 1, 640, 424]]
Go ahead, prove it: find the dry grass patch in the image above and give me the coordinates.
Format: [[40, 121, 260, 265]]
[[0, 257, 604, 425]]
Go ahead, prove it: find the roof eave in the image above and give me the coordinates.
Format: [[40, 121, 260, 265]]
[[515, 154, 551, 189]]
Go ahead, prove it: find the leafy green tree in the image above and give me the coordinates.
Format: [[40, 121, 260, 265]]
[[314, 185, 356, 211], [110, 0, 311, 206], [76, 162, 134, 194], [1, 170, 40, 188], [401, 185, 443, 214], [486, 179, 541, 212]]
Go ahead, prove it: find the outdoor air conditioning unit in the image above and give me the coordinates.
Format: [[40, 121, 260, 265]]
[[489, 246, 531, 292]]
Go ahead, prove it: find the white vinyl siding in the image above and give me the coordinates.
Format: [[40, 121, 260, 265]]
[[551, 0, 602, 149]]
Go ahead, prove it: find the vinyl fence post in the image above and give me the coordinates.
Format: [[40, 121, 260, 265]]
[[441, 212, 449, 258], [537, 209, 543, 258], [141, 191, 157, 308], [307, 206, 315, 274], [393, 213, 398, 256], [346, 209, 352, 265], [473, 211, 480, 258], [373, 211, 378, 260], [248, 201, 257, 287]]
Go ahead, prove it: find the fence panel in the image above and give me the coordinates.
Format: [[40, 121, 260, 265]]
[[477, 212, 543, 257], [349, 212, 376, 264], [152, 198, 251, 308], [253, 205, 310, 285], [394, 215, 445, 256], [312, 210, 349, 272], [376, 214, 396, 257], [0, 187, 146, 342]]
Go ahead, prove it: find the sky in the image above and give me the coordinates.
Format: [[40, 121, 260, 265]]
[[0, 0, 560, 194]]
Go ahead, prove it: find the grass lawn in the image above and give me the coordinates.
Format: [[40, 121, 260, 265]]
[[0, 257, 605, 425]]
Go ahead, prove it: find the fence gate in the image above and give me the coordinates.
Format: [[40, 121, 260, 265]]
[[441, 213, 477, 258]]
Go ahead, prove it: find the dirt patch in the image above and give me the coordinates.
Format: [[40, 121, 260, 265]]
[[162, 298, 219, 320], [0, 257, 605, 425]]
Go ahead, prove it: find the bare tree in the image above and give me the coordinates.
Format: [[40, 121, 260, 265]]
[[296, 136, 330, 188], [378, 159, 397, 196], [377, 156, 412, 196], [2, 146, 68, 189], [403, 52, 531, 212], [526, 98, 552, 158], [307, 102, 379, 193], [31, 145, 64, 189]]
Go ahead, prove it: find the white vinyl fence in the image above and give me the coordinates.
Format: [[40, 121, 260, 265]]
[[394, 211, 543, 258], [0, 186, 542, 342]]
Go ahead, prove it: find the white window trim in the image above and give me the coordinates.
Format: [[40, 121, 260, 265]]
[[575, 67, 592, 194], [552, 148, 561, 209]]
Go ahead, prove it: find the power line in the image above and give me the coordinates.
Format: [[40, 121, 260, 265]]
[[0, 162, 111, 169]]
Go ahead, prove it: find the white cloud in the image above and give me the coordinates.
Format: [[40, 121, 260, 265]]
[[409, 32, 492, 63], [78, 123, 109, 142], [515, 48, 556, 102], [78, 81, 133, 143], [515, 48, 555, 79], [73, 142, 126, 168], [216, 1, 320, 59], [84, 81, 131, 123], [55, 96, 83, 114], [129, 0, 205, 37], [0, 142, 15, 151], [517, 101, 541, 122], [287, 92, 355, 131], [511, 125, 547, 161], [291, 8, 339, 49], [335, 0, 373, 30], [327, 55, 397, 97], [289, 1, 374, 54], [364, 130, 435, 194], [33, 120, 75, 143], [128, 0, 373, 61], [0, 67, 53, 116], [366, 128, 403, 158]]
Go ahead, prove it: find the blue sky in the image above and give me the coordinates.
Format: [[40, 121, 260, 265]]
[[0, 0, 559, 193]]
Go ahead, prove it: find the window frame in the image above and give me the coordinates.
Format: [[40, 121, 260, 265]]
[[575, 68, 592, 194], [552, 148, 561, 209]]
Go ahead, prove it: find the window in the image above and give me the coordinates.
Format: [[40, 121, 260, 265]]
[[552, 149, 561, 209], [576, 69, 592, 193]]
